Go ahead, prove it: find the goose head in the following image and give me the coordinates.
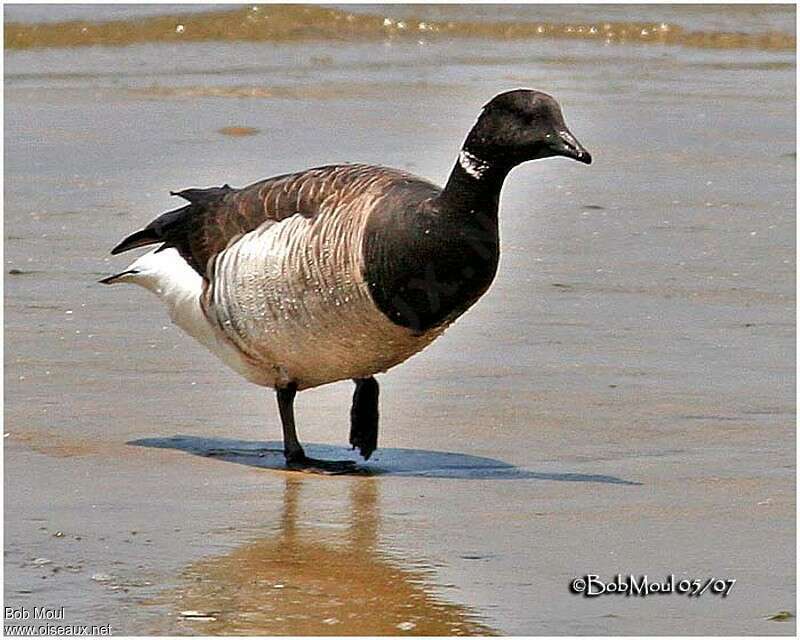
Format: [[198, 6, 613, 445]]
[[462, 89, 592, 173]]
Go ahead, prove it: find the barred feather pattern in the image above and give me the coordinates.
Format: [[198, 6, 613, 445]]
[[202, 170, 447, 390]]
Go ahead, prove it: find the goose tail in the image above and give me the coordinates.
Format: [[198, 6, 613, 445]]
[[110, 228, 161, 255], [99, 269, 139, 285], [109, 204, 190, 255]]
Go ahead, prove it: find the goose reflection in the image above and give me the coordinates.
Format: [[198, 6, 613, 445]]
[[170, 477, 496, 635]]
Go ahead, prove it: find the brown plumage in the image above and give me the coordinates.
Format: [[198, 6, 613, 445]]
[[112, 164, 433, 278]]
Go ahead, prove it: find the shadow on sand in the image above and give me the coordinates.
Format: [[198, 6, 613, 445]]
[[128, 435, 641, 484]]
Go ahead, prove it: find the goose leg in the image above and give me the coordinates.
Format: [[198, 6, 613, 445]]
[[276, 383, 357, 474], [350, 377, 379, 460]]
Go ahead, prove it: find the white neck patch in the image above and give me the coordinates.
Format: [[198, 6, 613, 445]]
[[458, 149, 491, 180]]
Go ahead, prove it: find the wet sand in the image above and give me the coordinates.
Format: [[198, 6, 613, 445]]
[[4, 4, 796, 635], [6, 4, 794, 51]]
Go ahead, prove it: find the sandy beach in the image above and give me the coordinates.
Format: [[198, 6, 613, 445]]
[[4, 4, 795, 635]]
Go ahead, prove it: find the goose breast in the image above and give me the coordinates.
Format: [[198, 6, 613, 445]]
[[202, 175, 444, 390]]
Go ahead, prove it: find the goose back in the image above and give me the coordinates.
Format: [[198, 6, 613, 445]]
[[114, 164, 433, 278]]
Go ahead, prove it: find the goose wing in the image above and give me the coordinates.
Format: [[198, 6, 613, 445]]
[[110, 164, 434, 277]]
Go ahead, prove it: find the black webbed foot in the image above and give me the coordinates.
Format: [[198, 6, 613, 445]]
[[285, 453, 358, 475], [350, 377, 379, 460], [276, 381, 369, 475]]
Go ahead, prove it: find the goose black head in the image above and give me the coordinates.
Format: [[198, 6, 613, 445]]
[[462, 89, 592, 174]]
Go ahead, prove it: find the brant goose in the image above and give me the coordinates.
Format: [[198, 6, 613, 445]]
[[104, 89, 591, 473]]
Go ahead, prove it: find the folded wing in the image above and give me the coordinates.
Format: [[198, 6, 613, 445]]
[[111, 164, 429, 278]]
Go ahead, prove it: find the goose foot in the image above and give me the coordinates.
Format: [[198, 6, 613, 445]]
[[350, 377, 379, 460], [285, 453, 358, 475], [277, 383, 359, 474]]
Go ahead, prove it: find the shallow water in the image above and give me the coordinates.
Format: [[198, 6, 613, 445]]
[[4, 3, 796, 635], [4, 4, 796, 51]]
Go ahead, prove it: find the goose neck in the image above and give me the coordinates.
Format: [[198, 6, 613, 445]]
[[437, 148, 510, 215]]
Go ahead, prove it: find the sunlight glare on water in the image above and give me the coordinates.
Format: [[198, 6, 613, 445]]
[[4, 4, 795, 51]]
